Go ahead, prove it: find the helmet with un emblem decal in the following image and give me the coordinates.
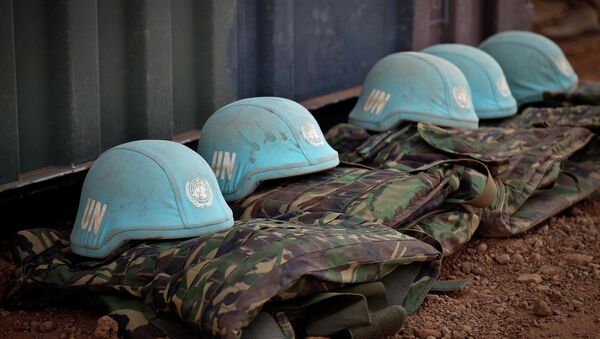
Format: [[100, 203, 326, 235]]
[[349, 52, 479, 131], [479, 31, 578, 105], [70, 140, 233, 258], [422, 43, 518, 119], [197, 97, 339, 202]]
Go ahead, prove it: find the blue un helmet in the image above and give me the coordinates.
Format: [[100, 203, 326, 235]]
[[348, 52, 479, 131], [480, 31, 578, 105], [71, 140, 234, 258], [423, 43, 518, 119], [197, 97, 339, 202]]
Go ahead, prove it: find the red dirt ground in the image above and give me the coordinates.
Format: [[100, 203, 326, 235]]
[[399, 200, 600, 339]]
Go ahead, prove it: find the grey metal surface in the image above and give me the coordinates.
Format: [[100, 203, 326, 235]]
[[232, 0, 415, 100], [0, 0, 532, 190], [412, 0, 533, 50]]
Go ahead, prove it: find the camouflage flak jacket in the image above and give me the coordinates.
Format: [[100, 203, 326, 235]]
[[232, 163, 493, 255], [325, 122, 600, 238], [501, 105, 600, 132], [543, 82, 600, 107], [4, 212, 441, 339]]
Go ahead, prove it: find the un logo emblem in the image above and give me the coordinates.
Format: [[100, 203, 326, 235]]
[[453, 86, 472, 109], [555, 57, 572, 76], [300, 123, 325, 147], [496, 75, 511, 98], [185, 178, 213, 208]]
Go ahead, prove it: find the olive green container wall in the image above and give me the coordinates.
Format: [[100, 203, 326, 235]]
[[0, 0, 531, 190]]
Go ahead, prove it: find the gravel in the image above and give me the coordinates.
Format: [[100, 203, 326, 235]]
[[399, 200, 600, 338]]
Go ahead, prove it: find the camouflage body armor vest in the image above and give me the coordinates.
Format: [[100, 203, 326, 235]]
[[231, 164, 494, 255], [325, 122, 600, 237], [543, 82, 600, 107], [5, 212, 441, 339], [502, 105, 600, 132]]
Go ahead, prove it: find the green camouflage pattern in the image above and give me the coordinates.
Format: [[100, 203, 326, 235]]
[[4, 212, 441, 339], [501, 105, 600, 131], [325, 122, 600, 237], [98, 294, 196, 338], [232, 164, 490, 255], [543, 82, 600, 106]]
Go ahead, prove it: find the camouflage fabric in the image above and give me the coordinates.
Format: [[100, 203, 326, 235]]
[[543, 82, 600, 106], [232, 164, 491, 255], [325, 122, 600, 237], [501, 105, 600, 132], [4, 212, 441, 339]]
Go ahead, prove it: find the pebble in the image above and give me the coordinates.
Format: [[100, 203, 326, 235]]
[[516, 273, 543, 284], [40, 320, 55, 333], [526, 237, 538, 246], [533, 300, 553, 317], [563, 253, 594, 265], [512, 253, 524, 263], [540, 265, 560, 275], [425, 295, 441, 303], [441, 326, 451, 336], [532, 253, 543, 261], [477, 242, 488, 253], [473, 267, 484, 275], [462, 262, 473, 274], [0, 309, 10, 318], [416, 328, 442, 338], [495, 254, 511, 265], [93, 315, 119, 339], [535, 285, 551, 292]]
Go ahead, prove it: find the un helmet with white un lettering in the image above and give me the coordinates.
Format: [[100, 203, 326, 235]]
[[480, 31, 578, 105], [70, 140, 234, 258], [349, 51, 479, 131], [197, 97, 339, 202], [422, 43, 517, 119]]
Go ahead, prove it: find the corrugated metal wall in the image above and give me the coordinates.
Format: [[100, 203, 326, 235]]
[[0, 0, 532, 191], [412, 0, 533, 49]]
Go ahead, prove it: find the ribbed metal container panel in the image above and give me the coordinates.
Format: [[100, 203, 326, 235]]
[[0, 0, 532, 191]]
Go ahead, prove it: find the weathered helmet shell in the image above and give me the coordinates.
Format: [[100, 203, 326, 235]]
[[348, 52, 479, 131], [479, 30, 578, 105], [71, 140, 234, 258], [423, 43, 518, 119], [197, 97, 339, 202]]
